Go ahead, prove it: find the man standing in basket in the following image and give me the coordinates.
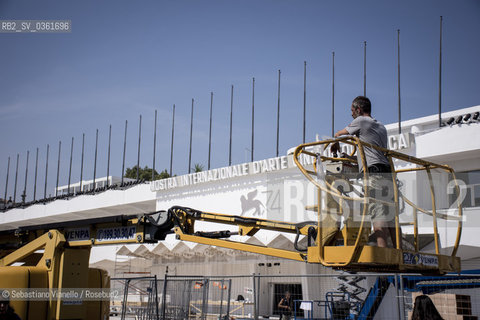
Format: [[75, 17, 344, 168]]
[[332, 96, 399, 248]]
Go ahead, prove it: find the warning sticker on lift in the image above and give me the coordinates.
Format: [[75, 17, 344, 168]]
[[96, 226, 137, 242], [403, 252, 439, 267]]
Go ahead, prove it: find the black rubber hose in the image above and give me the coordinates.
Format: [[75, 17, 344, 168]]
[[294, 226, 308, 252]]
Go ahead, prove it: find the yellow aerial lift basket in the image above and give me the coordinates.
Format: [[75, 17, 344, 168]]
[[292, 136, 462, 273]]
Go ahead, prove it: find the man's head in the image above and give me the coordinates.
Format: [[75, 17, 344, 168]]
[[351, 96, 371, 119], [285, 291, 291, 298]]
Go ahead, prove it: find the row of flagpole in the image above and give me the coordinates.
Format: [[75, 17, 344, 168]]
[[2, 16, 445, 206]]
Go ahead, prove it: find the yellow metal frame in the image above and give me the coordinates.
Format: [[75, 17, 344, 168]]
[[170, 137, 462, 274], [293, 137, 462, 273], [0, 230, 93, 319], [0, 214, 155, 320]]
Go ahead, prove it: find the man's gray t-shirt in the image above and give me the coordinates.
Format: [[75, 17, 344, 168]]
[[345, 116, 389, 171]]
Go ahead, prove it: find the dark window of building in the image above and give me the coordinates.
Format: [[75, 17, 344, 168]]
[[272, 283, 303, 318]]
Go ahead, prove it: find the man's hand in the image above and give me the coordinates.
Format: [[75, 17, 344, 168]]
[[331, 128, 350, 156]]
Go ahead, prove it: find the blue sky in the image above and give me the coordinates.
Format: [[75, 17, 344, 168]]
[[1, 0, 479, 201]]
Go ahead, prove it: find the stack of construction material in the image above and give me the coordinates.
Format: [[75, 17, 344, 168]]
[[410, 292, 477, 320]]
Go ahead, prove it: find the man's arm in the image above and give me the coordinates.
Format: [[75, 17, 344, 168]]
[[277, 298, 291, 310], [332, 115, 363, 153], [331, 127, 350, 153], [334, 128, 349, 138]]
